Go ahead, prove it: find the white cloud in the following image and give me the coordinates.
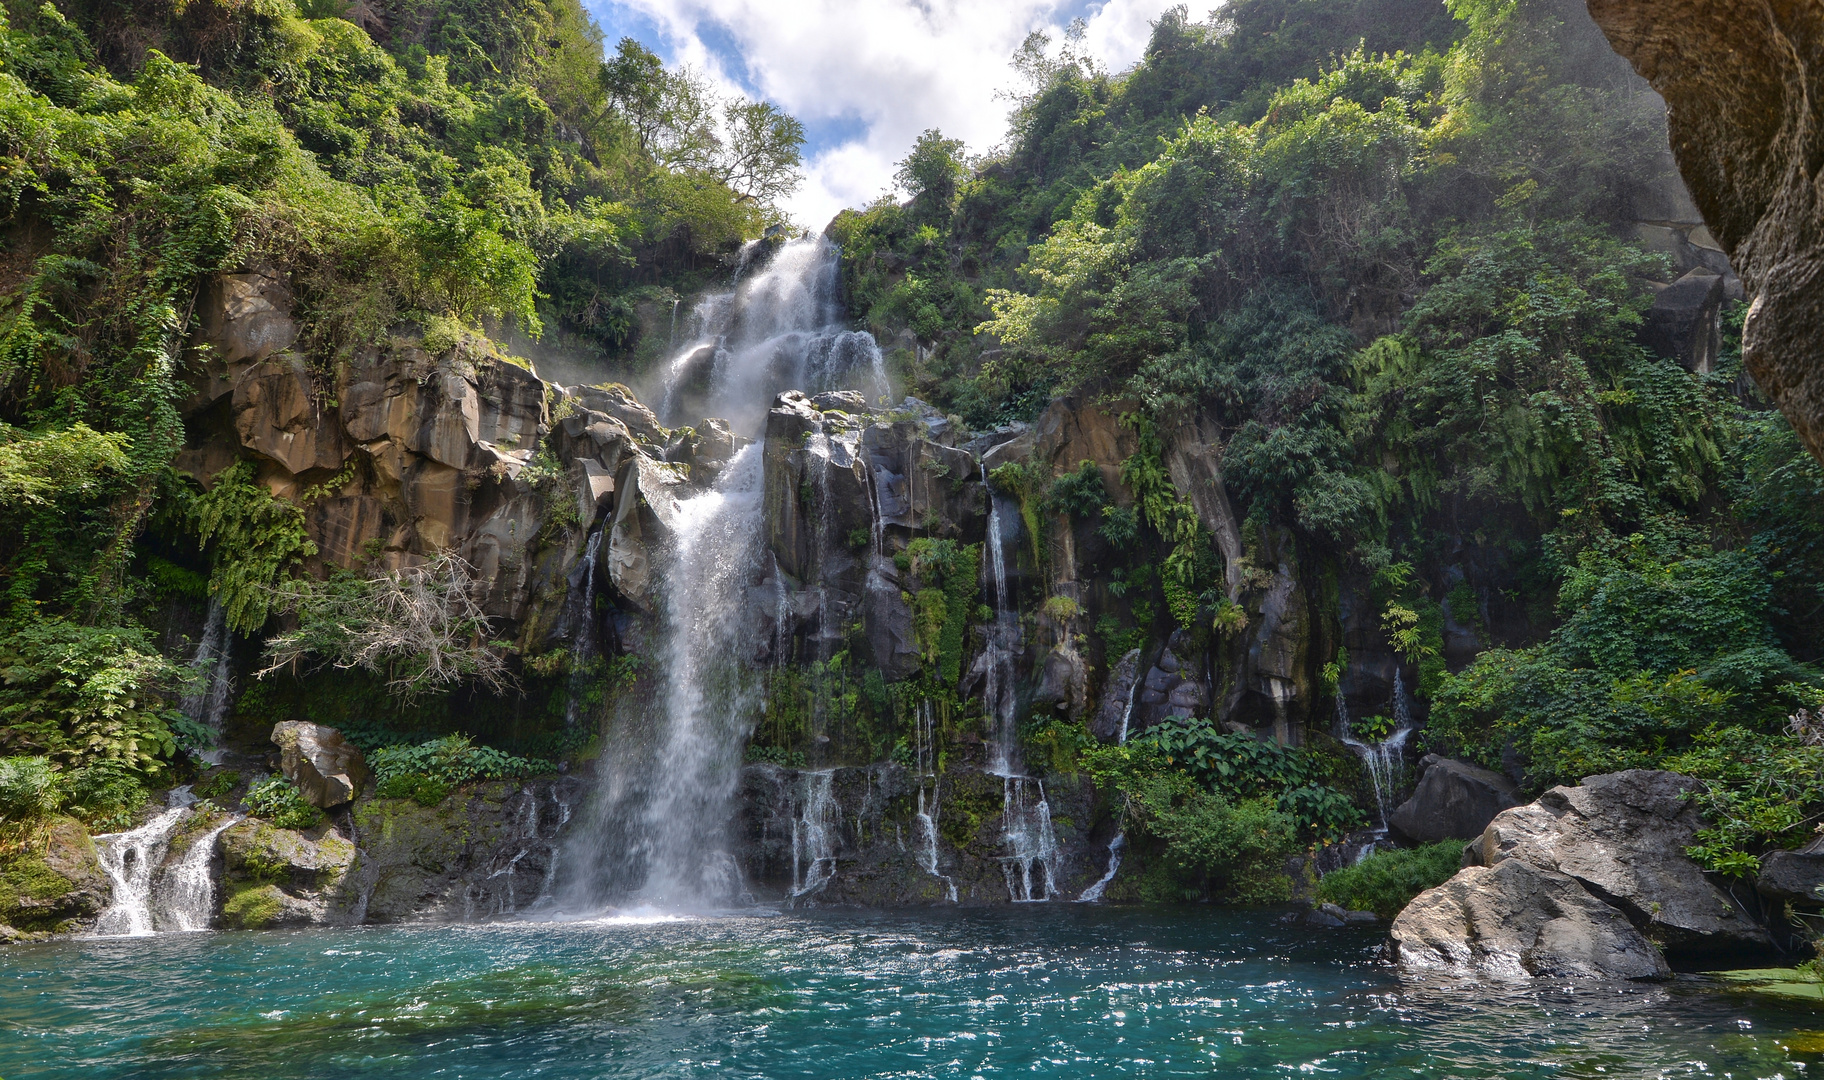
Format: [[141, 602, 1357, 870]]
[[584, 0, 1182, 228]]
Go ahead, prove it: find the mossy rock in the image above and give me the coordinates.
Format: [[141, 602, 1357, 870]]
[[220, 882, 288, 930], [0, 816, 108, 934]]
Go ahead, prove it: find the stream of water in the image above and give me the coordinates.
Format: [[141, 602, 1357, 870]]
[[4, 907, 1818, 1079], [561, 236, 889, 911]]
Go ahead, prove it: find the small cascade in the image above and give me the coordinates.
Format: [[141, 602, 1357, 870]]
[[789, 770, 838, 898], [179, 599, 235, 762], [913, 784, 957, 903], [564, 529, 605, 729], [1334, 670, 1417, 833], [1077, 833, 1126, 903], [1000, 777, 1059, 902], [156, 814, 243, 932], [92, 808, 191, 936]]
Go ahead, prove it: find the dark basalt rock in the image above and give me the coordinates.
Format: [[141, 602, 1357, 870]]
[[1586, 0, 1824, 464], [1388, 754, 1520, 844]]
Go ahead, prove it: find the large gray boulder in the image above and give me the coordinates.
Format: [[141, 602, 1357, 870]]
[[1388, 754, 1520, 844], [1468, 770, 1772, 957], [1390, 859, 1671, 980], [270, 722, 371, 809]]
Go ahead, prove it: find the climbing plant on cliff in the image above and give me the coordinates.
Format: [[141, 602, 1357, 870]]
[[184, 460, 317, 634]]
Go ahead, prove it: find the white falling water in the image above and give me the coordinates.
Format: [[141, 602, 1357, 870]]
[[914, 784, 958, 903], [155, 813, 243, 932], [981, 490, 1061, 901], [1335, 669, 1416, 831], [179, 599, 234, 762], [92, 808, 192, 936], [569, 236, 888, 911], [1001, 777, 1059, 902], [789, 770, 839, 898], [1077, 833, 1126, 903]]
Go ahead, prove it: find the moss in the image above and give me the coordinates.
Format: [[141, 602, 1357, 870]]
[[221, 882, 286, 930]]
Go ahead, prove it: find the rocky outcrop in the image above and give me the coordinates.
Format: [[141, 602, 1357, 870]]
[[1388, 754, 1520, 844], [1586, 0, 1824, 463], [350, 776, 583, 923], [1466, 770, 1772, 957], [1390, 858, 1671, 980], [0, 816, 109, 937], [271, 722, 370, 809], [218, 817, 359, 929], [1394, 770, 1774, 978]]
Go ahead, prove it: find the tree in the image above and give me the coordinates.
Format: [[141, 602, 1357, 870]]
[[894, 128, 969, 214]]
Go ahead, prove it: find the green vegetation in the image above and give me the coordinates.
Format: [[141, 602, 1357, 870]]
[[369, 733, 550, 806], [1316, 839, 1465, 917], [243, 776, 324, 830], [0, 0, 800, 793]]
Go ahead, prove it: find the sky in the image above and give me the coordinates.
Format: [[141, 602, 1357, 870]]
[[580, 0, 1185, 229]]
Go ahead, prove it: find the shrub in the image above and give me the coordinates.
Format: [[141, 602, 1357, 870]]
[[0, 757, 62, 821], [368, 734, 551, 807], [1316, 840, 1466, 918], [243, 777, 325, 831], [194, 770, 240, 801]]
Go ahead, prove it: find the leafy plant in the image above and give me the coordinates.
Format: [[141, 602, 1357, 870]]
[[1316, 840, 1466, 917], [0, 757, 62, 822], [244, 776, 324, 831]]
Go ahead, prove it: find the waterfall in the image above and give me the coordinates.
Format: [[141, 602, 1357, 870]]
[[1077, 833, 1126, 903], [156, 814, 243, 931], [1335, 669, 1416, 831], [981, 491, 1061, 901], [564, 236, 886, 912], [913, 784, 957, 903], [180, 599, 234, 762], [94, 808, 240, 935], [564, 529, 604, 729], [1000, 777, 1059, 902], [789, 770, 838, 898]]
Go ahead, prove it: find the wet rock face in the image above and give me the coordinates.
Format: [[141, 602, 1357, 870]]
[[1388, 755, 1520, 844], [1586, 0, 1824, 463], [271, 722, 370, 809], [1468, 770, 1773, 957], [733, 764, 1104, 906], [351, 777, 585, 923], [1390, 858, 1672, 980]]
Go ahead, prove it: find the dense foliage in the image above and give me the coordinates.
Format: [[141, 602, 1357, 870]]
[[1315, 839, 1465, 916], [0, 0, 801, 803]]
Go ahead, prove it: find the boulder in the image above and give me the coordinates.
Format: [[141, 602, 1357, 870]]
[[571, 383, 667, 448], [1757, 843, 1824, 906], [1468, 770, 1772, 957], [1390, 859, 1671, 980], [270, 722, 371, 809], [217, 818, 358, 928], [0, 815, 110, 934], [1388, 754, 1520, 844], [1642, 268, 1725, 373], [1586, 0, 1824, 464]]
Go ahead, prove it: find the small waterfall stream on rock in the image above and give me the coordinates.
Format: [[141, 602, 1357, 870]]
[[179, 599, 235, 763], [1335, 669, 1417, 858], [563, 236, 890, 912], [93, 807, 241, 935], [983, 493, 1059, 902], [789, 770, 838, 899]]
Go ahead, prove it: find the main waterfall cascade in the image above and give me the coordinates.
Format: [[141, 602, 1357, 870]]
[[559, 236, 893, 911]]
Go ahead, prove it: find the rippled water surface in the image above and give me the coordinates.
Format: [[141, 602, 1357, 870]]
[[2, 907, 1819, 1078]]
